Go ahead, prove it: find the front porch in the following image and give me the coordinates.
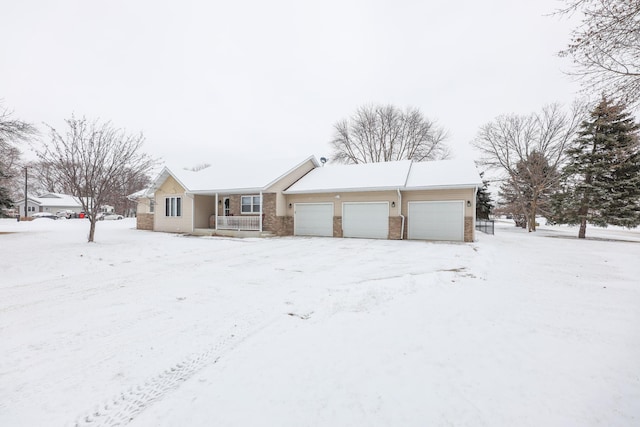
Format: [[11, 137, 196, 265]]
[[192, 193, 266, 234]]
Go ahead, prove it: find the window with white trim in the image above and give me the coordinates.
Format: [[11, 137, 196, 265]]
[[149, 200, 155, 213], [241, 195, 260, 214], [165, 197, 182, 217]]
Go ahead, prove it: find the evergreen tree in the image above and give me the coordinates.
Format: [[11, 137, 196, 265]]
[[475, 172, 493, 220], [550, 97, 640, 238]]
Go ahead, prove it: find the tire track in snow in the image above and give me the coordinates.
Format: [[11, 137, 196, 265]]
[[70, 310, 280, 427]]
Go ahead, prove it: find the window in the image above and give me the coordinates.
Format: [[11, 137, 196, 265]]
[[149, 200, 155, 213], [241, 195, 261, 214], [165, 197, 182, 217], [27, 206, 36, 212]]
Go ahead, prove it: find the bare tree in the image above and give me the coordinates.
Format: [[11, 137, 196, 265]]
[[0, 104, 37, 211], [37, 116, 156, 242], [557, 0, 640, 106], [472, 103, 585, 231], [329, 104, 449, 164]]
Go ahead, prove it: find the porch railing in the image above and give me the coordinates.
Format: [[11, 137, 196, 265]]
[[217, 215, 260, 231]]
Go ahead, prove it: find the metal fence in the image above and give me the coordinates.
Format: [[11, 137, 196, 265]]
[[475, 219, 495, 235]]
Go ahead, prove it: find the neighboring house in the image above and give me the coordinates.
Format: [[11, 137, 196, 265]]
[[136, 156, 483, 242], [127, 188, 155, 230], [14, 193, 84, 217]]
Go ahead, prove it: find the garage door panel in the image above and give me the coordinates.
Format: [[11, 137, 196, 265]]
[[343, 202, 389, 239], [294, 203, 333, 237], [408, 201, 464, 241]]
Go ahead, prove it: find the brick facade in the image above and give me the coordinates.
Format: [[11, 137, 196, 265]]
[[464, 216, 474, 242], [136, 213, 154, 230], [261, 193, 292, 236], [388, 216, 403, 240], [333, 216, 343, 237]]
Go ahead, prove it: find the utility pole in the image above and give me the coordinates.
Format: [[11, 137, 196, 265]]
[[24, 166, 28, 218]]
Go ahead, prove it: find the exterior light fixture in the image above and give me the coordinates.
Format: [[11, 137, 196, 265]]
[[391, 201, 396, 208], [288, 203, 292, 209], [466, 200, 472, 207]]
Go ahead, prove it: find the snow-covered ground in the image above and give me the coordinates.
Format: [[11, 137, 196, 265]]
[[1, 218, 638, 426]]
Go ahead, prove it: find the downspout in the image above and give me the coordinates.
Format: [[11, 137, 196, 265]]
[[397, 188, 404, 240]]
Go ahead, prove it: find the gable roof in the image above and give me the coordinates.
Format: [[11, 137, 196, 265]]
[[148, 156, 320, 194], [284, 159, 482, 194]]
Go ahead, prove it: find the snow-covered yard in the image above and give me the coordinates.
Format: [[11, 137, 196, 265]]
[[1, 218, 638, 426]]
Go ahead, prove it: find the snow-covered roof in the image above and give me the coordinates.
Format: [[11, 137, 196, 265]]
[[284, 160, 412, 194], [285, 159, 482, 194], [149, 156, 319, 194], [15, 193, 83, 208], [127, 188, 153, 200], [405, 159, 483, 190]]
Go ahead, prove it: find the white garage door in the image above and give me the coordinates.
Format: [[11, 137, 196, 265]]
[[294, 203, 333, 237], [342, 202, 389, 239], [408, 201, 464, 241]]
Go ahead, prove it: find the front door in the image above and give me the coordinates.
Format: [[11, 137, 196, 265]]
[[223, 197, 230, 216]]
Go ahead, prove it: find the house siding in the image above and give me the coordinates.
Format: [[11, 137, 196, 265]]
[[154, 176, 193, 233], [265, 159, 317, 216], [193, 195, 216, 229]]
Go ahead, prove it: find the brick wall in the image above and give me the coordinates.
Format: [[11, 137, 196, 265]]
[[389, 216, 403, 240], [228, 195, 241, 216], [137, 213, 154, 230], [333, 216, 343, 237], [464, 216, 474, 242], [262, 193, 294, 236]]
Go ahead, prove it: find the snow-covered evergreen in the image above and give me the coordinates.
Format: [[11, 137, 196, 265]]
[[550, 97, 640, 238]]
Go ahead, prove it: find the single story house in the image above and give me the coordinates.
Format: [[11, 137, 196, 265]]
[[14, 193, 84, 217], [136, 156, 483, 242]]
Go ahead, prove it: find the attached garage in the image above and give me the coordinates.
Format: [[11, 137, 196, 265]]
[[342, 202, 389, 239], [294, 203, 333, 237], [408, 201, 464, 241]]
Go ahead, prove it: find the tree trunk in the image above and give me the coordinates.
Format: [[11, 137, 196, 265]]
[[88, 220, 96, 242], [578, 217, 587, 239]]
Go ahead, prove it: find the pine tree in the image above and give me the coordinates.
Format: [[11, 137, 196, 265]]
[[475, 172, 493, 220], [550, 97, 640, 238]]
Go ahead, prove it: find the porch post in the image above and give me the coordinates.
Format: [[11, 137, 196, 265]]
[[259, 191, 263, 232], [215, 193, 218, 229]]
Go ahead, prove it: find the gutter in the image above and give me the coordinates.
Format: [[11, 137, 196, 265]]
[[397, 188, 404, 240]]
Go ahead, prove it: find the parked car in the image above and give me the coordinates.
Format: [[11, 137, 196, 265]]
[[56, 210, 75, 219], [97, 212, 124, 220], [32, 212, 58, 220]]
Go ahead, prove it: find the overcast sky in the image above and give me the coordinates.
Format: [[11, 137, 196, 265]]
[[2, 0, 581, 169]]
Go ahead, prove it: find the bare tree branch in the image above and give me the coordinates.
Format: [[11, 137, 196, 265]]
[[556, 0, 640, 106], [329, 104, 449, 164]]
